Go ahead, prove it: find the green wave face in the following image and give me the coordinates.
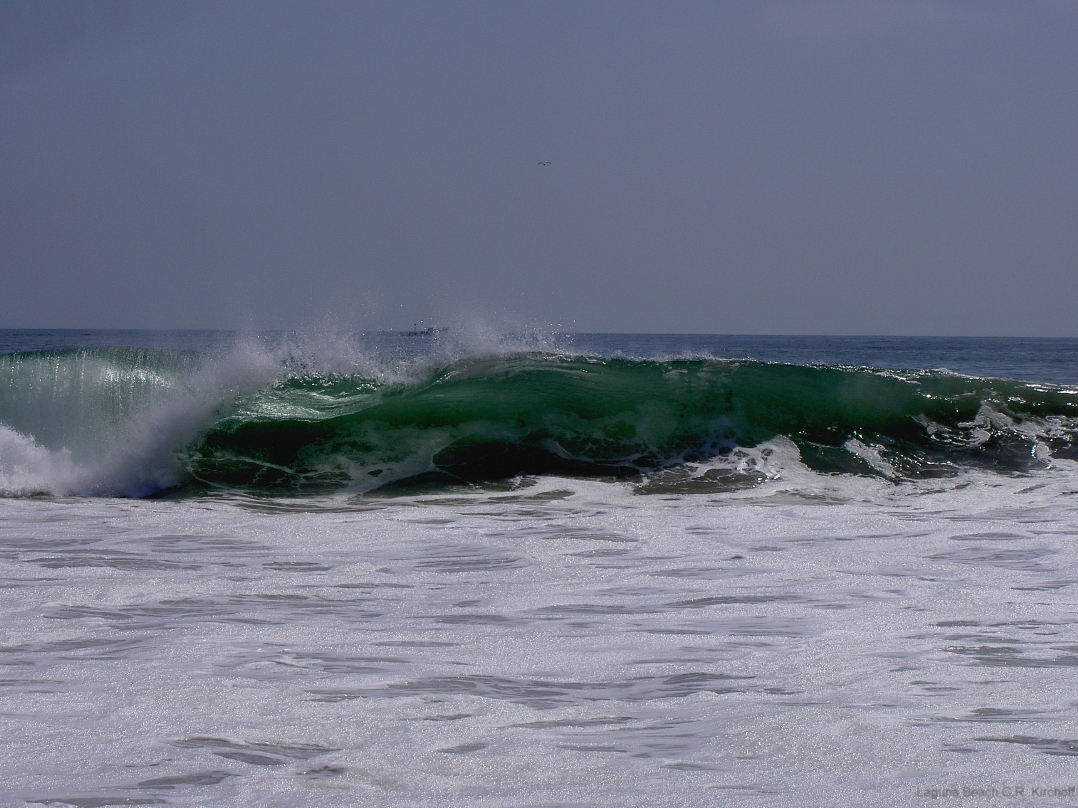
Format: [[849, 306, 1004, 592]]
[[183, 354, 1078, 492]]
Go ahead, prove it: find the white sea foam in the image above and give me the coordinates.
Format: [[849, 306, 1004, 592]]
[[3, 464, 1078, 806], [0, 424, 80, 495]]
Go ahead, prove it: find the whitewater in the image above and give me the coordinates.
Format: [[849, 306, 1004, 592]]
[[3, 331, 1078, 807]]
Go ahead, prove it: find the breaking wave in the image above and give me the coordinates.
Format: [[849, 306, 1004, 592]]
[[3, 345, 1078, 496]]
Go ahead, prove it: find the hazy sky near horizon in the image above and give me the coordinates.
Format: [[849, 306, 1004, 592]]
[[1, 1, 1076, 335]]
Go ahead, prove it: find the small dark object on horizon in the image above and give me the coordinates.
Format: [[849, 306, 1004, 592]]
[[404, 323, 444, 336]]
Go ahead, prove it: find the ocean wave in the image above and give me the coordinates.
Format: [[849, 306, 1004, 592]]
[[2, 347, 1078, 497]]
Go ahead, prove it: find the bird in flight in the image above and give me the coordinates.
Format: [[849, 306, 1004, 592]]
[[538, 161, 551, 166]]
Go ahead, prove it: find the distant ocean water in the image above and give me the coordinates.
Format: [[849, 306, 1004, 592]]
[[3, 330, 1078, 806]]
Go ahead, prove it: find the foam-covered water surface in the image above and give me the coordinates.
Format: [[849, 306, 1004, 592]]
[[4, 332, 1078, 805], [2, 464, 1078, 806]]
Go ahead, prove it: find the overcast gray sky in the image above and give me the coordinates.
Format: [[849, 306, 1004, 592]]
[[1, 1, 1076, 334]]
